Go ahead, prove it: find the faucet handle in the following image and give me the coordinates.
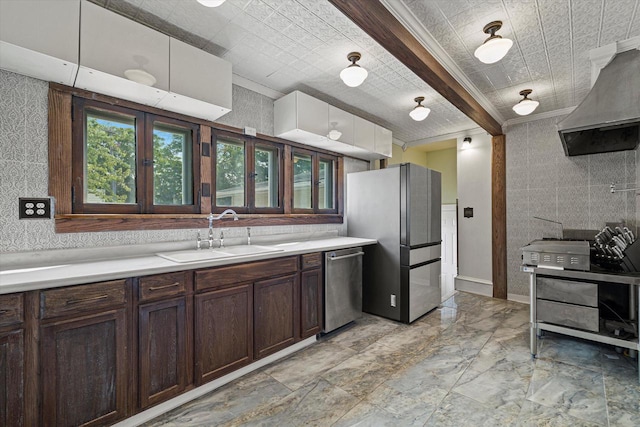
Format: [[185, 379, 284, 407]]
[[196, 231, 202, 250]]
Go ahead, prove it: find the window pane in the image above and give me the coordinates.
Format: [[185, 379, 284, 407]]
[[318, 159, 335, 210], [255, 146, 279, 208], [293, 153, 312, 209], [216, 140, 245, 207], [85, 111, 136, 204], [153, 123, 193, 205]]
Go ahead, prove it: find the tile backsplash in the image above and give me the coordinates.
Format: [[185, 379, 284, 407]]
[[0, 70, 369, 253], [505, 116, 638, 296]]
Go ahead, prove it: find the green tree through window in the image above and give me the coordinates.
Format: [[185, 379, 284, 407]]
[[85, 114, 136, 204]]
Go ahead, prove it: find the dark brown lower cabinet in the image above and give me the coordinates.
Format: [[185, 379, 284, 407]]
[[0, 329, 24, 427], [195, 284, 253, 385], [138, 297, 188, 409], [254, 274, 299, 359], [40, 309, 128, 427], [300, 268, 323, 339]]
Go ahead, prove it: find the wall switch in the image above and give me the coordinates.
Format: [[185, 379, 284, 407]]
[[19, 197, 53, 219], [390, 294, 396, 307]]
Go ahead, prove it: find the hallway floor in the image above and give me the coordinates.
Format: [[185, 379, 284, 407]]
[[144, 292, 639, 426]]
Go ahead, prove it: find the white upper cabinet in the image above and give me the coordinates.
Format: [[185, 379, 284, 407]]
[[0, 0, 80, 85], [75, 0, 169, 106], [328, 105, 354, 146], [274, 91, 330, 146], [274, 90, 391, 160], [353, 116, 375, 152], [374, 124, 393, 157], [156, 38, 232, 122]]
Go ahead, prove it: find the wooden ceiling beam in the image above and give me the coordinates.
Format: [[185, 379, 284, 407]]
[[329, 0, 503, 136]]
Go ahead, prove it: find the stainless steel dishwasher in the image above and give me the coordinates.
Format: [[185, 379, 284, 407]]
[[324, 247, 364, 333]]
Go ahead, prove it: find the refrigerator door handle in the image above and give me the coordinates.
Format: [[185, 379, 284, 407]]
[[328, 252, 365, 261]]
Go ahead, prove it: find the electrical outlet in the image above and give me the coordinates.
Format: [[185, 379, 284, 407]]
[[390, 294, 396, 307], [19, 197, 52, 219]]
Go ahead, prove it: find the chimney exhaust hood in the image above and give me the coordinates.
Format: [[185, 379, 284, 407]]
[[557, 49, 640, 156]]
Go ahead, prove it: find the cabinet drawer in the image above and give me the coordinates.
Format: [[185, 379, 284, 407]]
[[537, 299, 599, 332], [41, 279, 127, 319], [196, 256, 298, 291], [301, 252, 322, 270], [537, 277, 598, 307], [139, 271, 188, 302], [0, 293, 24, 327]]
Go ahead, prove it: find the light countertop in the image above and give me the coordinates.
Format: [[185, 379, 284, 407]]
[[0, 237, 376, 294]]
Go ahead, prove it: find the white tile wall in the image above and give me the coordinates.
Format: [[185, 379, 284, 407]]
[[0, 70, 366, 254], [505, 115, 639, 297]]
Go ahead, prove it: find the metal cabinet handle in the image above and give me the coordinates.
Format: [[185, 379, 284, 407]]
[[328, 252, 364, 261], [148, 282, 180, 291], [66, 295, 108, 305]]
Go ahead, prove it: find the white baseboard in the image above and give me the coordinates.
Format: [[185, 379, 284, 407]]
[[113, 336, 317, 427], [508, 293, 530, 304], [455, 275, 493, 297]]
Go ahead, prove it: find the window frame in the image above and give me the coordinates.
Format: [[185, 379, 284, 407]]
[[71, 98, 201, 215], [291, 148, 339, 215], [212, 129, 284, 215], [50, 84, 343, 233]]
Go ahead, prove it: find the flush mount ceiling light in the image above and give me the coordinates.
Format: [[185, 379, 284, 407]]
[[409, 96, 431, 121], [340, 52, 368, 87], [474, 21, 513, 64], [512, 89, 540, 115], [124, 69, 156, 86], [328, 129, 342, 140], [196, 0, 226, 6]]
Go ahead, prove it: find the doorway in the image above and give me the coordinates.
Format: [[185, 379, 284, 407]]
[[441, 204, 457, 301]]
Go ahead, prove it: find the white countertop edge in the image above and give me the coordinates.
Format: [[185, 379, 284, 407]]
[[0, 237, 377, 294]]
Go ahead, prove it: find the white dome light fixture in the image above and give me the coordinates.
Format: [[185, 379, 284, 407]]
[[409, 96, 431, 121], [512, 89, 540, 116], [124, 69, 156, 86], [328, 129, 342, 140], [340, 52, 368, 87], [196, 0, 226, 7], [474, 21, 513, 64]]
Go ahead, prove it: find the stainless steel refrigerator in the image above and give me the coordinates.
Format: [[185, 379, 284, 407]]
[[347, 163, 441, 323]]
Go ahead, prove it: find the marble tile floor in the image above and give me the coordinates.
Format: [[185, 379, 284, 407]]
[[144, 292, 639, 427]]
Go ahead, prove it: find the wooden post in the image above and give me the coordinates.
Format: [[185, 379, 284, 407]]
[[492, 135, 507, 299]]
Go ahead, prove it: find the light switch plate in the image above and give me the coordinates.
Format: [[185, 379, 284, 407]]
[[19, 197, 53, 219]]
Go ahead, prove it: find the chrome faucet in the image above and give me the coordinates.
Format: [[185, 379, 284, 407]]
[[247, 227, 251, 246], [205, 209, 238, 249]]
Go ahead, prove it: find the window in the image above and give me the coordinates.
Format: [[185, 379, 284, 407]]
[[72, 99, 200, 214], [53, 87, 343, 232], [292, 149, 338, 214], [214, 131, 283, 214]]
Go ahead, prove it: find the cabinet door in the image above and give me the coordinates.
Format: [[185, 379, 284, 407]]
[[254, 274, 299, 359], [0, 329, 24, 427], [374, 124, 393, 157], [138, 297, 188, 409], [195, 285, 253, 385], [300, 269, 323, 339], [353, 116, 375, 151], [41, 309, 128, 427]]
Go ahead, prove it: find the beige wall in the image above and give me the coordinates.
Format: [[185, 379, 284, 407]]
[[425, 148, 457, 205], [388, 144, 428, 167]]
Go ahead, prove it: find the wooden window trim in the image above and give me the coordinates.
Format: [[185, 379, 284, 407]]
[[49, 83, 344, 233], [291, 149, 339, 215], [212, 130, 285, 215], [72, 98, 201, 215]]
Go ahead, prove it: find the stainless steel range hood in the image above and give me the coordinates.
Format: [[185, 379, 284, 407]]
[[558, 49, 640, 156]]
